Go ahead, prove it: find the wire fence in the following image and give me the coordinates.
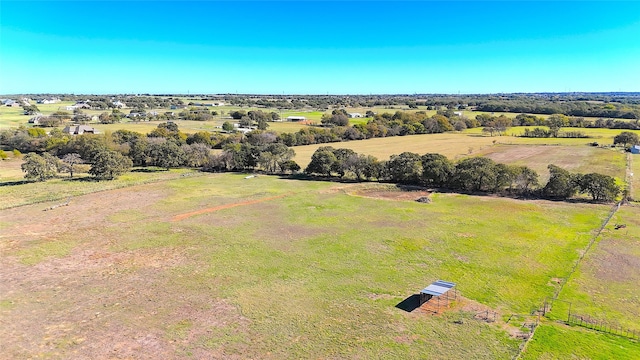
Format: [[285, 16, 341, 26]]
[[568, 314, 640, 340]]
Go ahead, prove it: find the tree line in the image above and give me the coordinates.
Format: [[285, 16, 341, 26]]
[[6, 122, 621, 203], [304, 147, 621, 202]]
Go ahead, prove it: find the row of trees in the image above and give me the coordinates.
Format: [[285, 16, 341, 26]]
[[304, 148, 621, 202], [21, 150, 131, 181]]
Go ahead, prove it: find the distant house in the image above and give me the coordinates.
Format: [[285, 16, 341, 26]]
[[170, 104, 188, 110], [112, 100, 127, 108], [29, 115, 44, 125], [65, 105, 77, 111], [348, 113, 362, 118], [286, 116, 306, 122], [62, 125, 98, 135], [631, 145, 640, 154], [37, 98, 60, 104], [3, 99, 20, 107], [454, 111, 463, 117]]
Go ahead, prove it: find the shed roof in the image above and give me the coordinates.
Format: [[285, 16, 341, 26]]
[[420, 280, 456, 296]]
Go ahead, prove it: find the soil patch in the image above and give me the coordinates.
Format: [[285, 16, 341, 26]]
[[171, 194, 290, 222], [349, 184, 431, 202]]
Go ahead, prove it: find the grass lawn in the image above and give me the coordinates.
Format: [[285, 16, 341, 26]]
[[0, 173, 612, 358]]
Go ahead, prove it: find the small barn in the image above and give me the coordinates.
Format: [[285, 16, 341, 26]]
[[419, 280, 457, 312], [631, 145, 640, 154]]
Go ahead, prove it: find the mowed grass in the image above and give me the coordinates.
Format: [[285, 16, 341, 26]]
[[549, 205, 640, 332], [521, 322, 640, 360], [1, 173, 611, 358]]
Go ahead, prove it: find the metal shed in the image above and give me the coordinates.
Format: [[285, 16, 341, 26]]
[[419, 280, 457, 312]]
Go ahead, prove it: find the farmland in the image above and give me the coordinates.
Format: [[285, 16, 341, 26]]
[[0, 173, 615, 358], [1, 95, 639, 359]]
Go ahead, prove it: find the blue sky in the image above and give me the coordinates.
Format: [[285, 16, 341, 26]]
[[1, 1, 639, 94]]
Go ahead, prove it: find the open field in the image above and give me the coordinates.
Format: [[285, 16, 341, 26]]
[[0, 158, 202, 209], [521, 322, 640, 360], [290, 129, 629, 175], [0, 173, 613, 358], [549, 205, 640, 332], [478, 144, 626, 180]]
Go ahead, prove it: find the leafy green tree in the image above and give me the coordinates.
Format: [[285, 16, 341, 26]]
[[89, 149, 132, 180], [22, 104, 40, 115], [229, 110, 247, 119], [421, 153, 454, 187], [305, 146, 338, 176], [451, 157, 498, 192], [257, 143, 295, 173], [577, 173, 620, 202], [279, 160, 301, 173], [21, 152, 58, 181], [222, 121, 234, 132], [387, 152, 423, 184], [146, 140, 186, 170], [613, 131, 640, 147], [543, 164, 579, 199], [547, 114, 569, 137]]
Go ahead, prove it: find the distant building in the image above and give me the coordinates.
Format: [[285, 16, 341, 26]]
[[62, 125, 98, 135], [631, 145, 640, 154], [286, 116, 306, 122], [348, 113, 362, 118]]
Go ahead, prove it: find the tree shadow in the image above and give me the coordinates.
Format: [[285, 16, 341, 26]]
[[131, 168, 167, 173], [0, 179, 33, 187], [63, 177, 100, 182], [395, 294, 421, 313]]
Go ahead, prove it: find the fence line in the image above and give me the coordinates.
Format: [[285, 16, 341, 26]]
[[568, 314, 639, 340]]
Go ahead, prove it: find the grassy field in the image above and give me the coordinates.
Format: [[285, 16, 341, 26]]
[[290, 129, 629, 176], [521, 322, 640, 360], [548, 205, 640, 332], [478, 144, 626, 180], [0, 158, 203, 209], [0, 173, 613, 358]]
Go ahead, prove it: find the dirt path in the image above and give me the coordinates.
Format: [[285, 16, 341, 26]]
[[171, 193, 290, 222]]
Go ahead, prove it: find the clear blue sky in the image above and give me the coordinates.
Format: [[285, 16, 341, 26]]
[[1, 1, 639, 94]]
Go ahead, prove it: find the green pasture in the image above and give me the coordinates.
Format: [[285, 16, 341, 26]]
[[0, 158, 201, 209], [521, 322, 640, 360], [1, 173, 613, 358], [549, 206, 640, 332]]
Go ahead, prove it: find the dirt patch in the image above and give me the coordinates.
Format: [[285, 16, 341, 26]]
[[589, 238, 640, 283], [171, 194, 290, 222], [348, 184, 431, 202]]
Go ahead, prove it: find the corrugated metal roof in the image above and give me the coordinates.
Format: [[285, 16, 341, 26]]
[[420, 280, 456, 296]]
